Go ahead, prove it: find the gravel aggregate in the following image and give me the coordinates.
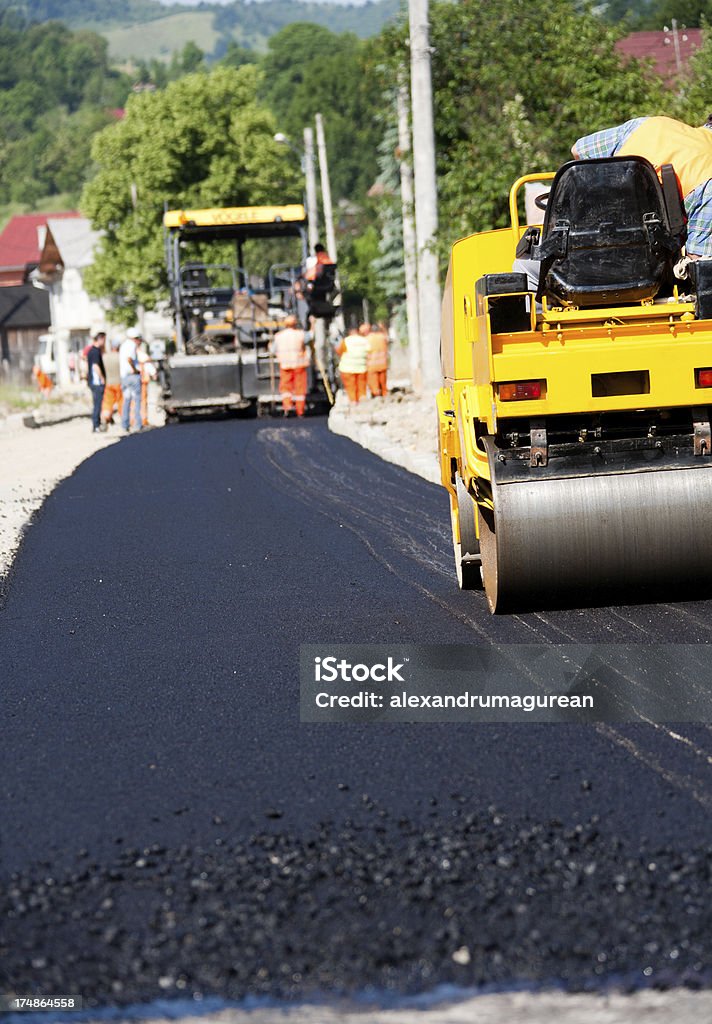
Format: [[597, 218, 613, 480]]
[[2, 809, 712, 1010], [328, 391, 439, 484], [4, 418, 712, 1023]]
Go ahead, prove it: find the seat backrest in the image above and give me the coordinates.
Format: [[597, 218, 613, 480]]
[[181, 264, 211, 293], [536, 156, 686, 307]]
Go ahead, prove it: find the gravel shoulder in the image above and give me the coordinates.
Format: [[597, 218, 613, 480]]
[[0, 383, 164, 585], [0, 416, 121, 584], [328, 390, 439, 484]]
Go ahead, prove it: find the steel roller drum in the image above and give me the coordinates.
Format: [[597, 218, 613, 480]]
[[478, 462, 712, 613]]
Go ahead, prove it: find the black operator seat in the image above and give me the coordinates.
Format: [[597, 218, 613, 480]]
[[531, 156, 687, 307], [181, 265, 211, 294]]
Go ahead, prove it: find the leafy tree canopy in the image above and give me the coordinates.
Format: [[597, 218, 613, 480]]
[[260, 23, 383, 200], [672, 28, 712, 120], [0, 16, 129, 203], [379, 0, 664, 249], [600, 0, 655, 24], [638, 0, 712, 27], [220, 41, 258, 70], [82, 65, 301, 320]]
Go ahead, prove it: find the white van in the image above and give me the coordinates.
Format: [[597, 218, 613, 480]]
[[33, 330, 88, 383], [34, 333, 55, 380]]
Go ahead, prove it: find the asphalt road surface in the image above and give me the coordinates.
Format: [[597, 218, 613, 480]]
[[2, 418, 712, 1010]]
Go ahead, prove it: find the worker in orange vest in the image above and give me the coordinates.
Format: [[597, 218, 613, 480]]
[[335, 324, 370, 403], [270, 314, 313, 416], [366, 322, 389, 397], [32, 364, 53, 397], [572, 116, 712, 258]]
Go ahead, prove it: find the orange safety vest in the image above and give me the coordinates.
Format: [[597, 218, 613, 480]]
[[618, 116, 712, 199], [272, 327, 311, 370], [366, 331, 388, 371]]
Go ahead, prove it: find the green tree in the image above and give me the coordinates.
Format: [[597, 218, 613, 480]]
[[639, 0, 712, 27], [369, 111, 406, 323], [0, 17, 129, 203], [260, 23, 382, 199], [380, 0, 664, 249], [81, 65, 301, 320], [340, 223, 389, 323], [601, 0, 655, 25], [220, 41, 258, 70], [673, 28, 712, 120], [174, 41, 205, 76]]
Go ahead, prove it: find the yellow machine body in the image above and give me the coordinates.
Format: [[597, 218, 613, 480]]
[[438, 172, 712, 611]]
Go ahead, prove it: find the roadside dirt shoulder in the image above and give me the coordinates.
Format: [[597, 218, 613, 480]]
[[328, 390, 440, 484], [0, 418, 121, 581]]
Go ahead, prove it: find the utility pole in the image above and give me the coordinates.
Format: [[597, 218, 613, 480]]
[[314, 113, 337, 261], [130, 180, 146, 338], [274, 129, 318, 246], [671, 19, 683, 77], [397, 81, 422, 392], [408, 0, 441, 391], [314, 113, 344, 334], [302, 127, 319, 253]]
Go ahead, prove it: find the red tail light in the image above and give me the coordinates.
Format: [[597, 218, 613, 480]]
[[498, 380, 543, 401], [697, 368, 712, 388]]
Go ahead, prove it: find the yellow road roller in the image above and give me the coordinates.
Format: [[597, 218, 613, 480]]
[[438, 156, 712, 612]]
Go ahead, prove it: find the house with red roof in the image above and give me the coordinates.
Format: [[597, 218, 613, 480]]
[[0, 213, 81, 381], [0, 211, 81, 287], [616, 28, 703, 87]]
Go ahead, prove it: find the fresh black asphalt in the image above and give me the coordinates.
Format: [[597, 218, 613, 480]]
[[2, 419, 712, 1007]]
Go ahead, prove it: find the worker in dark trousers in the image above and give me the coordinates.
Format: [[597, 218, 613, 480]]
[[86, 331, 106, 433]]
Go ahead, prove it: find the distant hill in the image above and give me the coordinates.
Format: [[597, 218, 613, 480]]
[[0, 0, 399, 60]]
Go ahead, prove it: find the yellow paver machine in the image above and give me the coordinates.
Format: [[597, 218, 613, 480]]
[[438, 156, 712, 612], [162, 204, 332, 418]]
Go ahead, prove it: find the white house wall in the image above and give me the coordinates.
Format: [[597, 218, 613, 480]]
[[50, 267, 105, 334]]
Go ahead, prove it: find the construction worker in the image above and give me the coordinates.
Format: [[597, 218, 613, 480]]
[[514, 115, 712, 294], [101, 338, 122, 426], [304, 243, 334, 282], [137, 340, 157, 427], [336, 325, 370, 403], [295, 243, 337, 319], [32, 364, 53, 397], [86, 331, 106, 433], [572, 115, 712, 257], [366, 322, 389, 398], [270, 314, 313, 416], [120, 328, 143, 432]]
